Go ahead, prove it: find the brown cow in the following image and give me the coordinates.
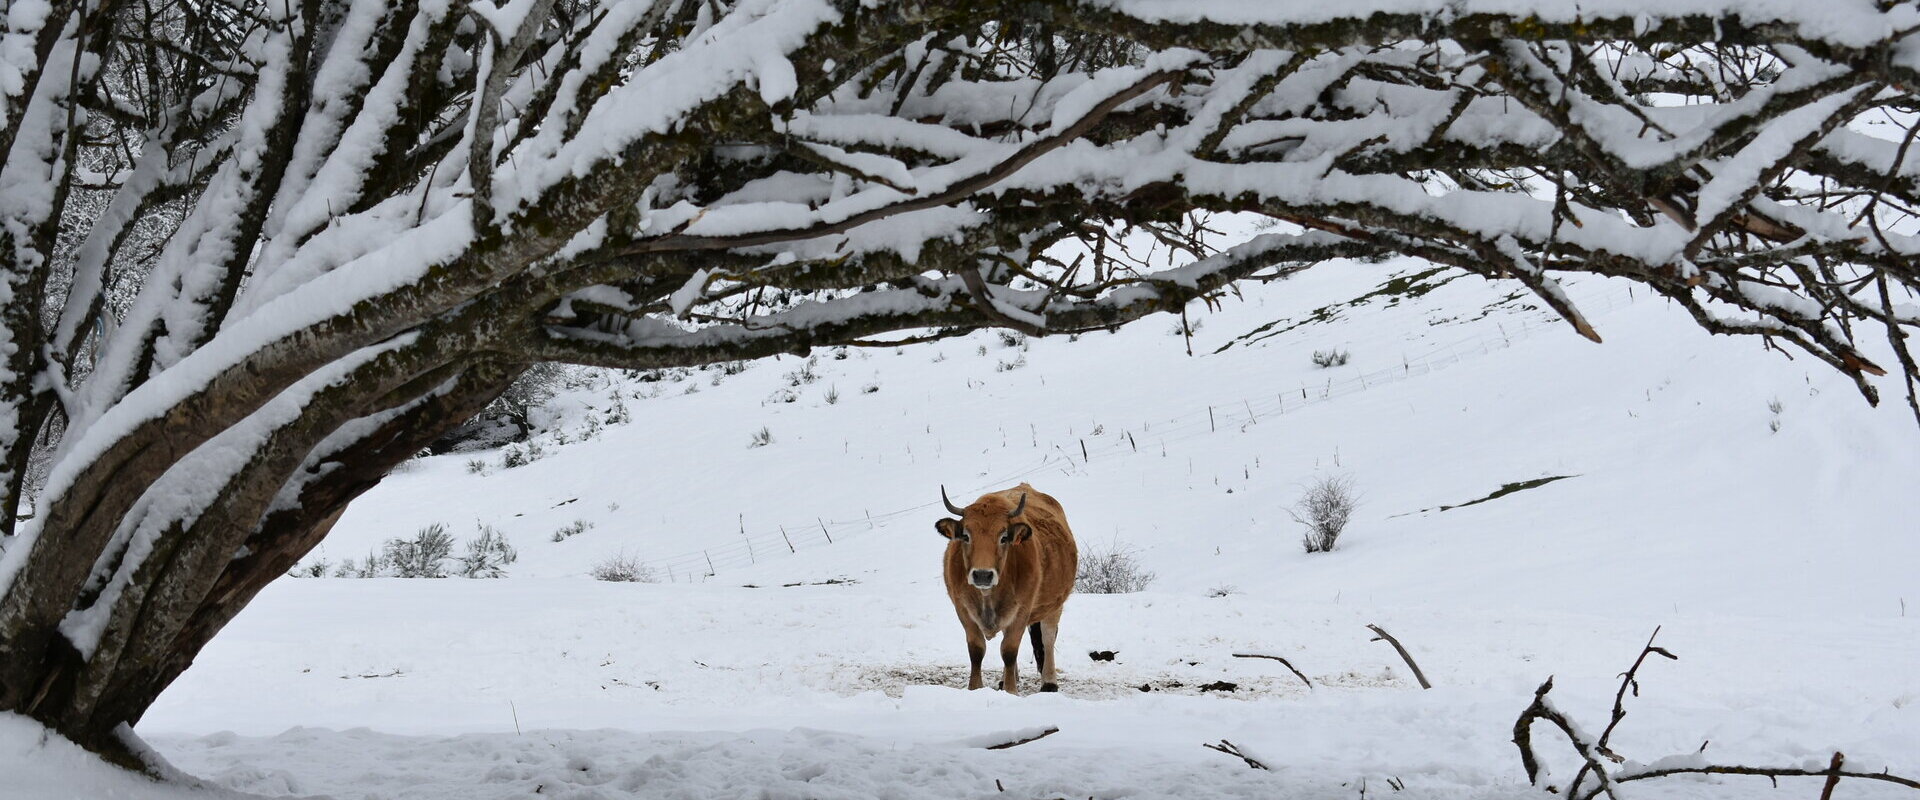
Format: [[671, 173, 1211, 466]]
[[936, 482, 1078, 693]]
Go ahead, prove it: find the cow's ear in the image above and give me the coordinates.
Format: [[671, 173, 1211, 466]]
[[935, 518, 962, 539], [1009, 522, 1033, 543]]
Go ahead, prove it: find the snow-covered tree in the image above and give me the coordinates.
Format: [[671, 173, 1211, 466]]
[[1, 0, 1918, 769]]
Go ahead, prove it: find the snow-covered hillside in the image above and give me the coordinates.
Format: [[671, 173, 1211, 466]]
[[9, 258, 1918, 799]]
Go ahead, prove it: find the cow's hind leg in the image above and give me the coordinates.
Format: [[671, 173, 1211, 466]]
[[1038, 616, 1061, 692], [965, 622, 986, 690], [1000, 623, 1024, 694], [1028, 623, 1044, 674]]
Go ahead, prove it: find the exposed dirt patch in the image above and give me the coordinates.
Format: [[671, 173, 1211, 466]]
[[848, 662, 1354, 700]]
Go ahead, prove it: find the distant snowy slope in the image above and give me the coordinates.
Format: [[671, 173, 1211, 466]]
[[296, 257, 1917, 618]]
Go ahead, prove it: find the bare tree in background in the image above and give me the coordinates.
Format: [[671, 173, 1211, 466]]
[[0, 0, 1918, 769]]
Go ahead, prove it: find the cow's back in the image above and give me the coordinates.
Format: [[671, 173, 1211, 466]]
[[991, 484, 1077, 618]]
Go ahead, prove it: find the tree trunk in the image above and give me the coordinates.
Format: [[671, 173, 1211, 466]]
[[1, 361, 519, 769]]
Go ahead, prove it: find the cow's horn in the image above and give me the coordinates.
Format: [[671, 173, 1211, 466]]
[[941, 485, 966, 516], [1007, 492, 1028, 518]]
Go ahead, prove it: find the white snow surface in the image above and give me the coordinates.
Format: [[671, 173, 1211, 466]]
[[6, 254, 1919, 798]]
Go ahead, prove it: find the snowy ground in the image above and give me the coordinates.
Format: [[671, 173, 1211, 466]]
[[6, 259, 1918, 799]]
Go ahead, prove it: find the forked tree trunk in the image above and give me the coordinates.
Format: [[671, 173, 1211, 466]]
[[1, 363, 519, 769]]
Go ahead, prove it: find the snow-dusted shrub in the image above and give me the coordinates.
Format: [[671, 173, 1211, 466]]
[[550, 519, 594, 542], [465, 459, 488, 474], [1208, 584, 1239, 598], [749, 426, 773, 448], [824, 385, 840, 404], [1311, 349, 1351, 368], [288, 559, 329, 578], [500, 440, 545, 469], [996, 330, 1027, 348], [384, 524, 455, 578], [995, 353, 1027, 372], [460, 525, 518, 578], [590, 554, 658, 583], [1293, 474, 1358, 553], [1076, 541, 1155, 594], [785, 358, 821, 386]]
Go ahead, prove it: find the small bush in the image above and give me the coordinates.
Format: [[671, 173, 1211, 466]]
[[465, 458, 488, 474], [996, 330, 1027, 348], [590, 553, 658, 583], [749, 426, 773, 448], [1076, 541, 1156, 594], [995, 353, 1027, 372], [288, 559, 330, 578], [604, 395, 630, 425], [500, 440, 545, 469], [785, 358, 821, 386], [384, 523, 456, 578], [460, 524, 519, 578], [352, 550, 384, 578], [1207, 584, 1239, 598], [333, 559, 358, 578], [1311, 349, 1351, 368], [1292, 474, 1358, 553], [824, 385, 840, 404], [550, 519, 594, 542]]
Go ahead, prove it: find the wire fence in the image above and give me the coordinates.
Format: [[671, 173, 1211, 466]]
[[634, 281, 1643, 582]]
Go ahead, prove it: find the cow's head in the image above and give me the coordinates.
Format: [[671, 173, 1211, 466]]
[[936, 486, 1032, 591]]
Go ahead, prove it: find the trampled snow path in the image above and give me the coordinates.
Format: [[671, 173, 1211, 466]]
[[6, 261, 1918, 798]]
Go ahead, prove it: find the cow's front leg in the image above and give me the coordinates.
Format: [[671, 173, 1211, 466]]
[[965, 623, 986, 690], [999, 620, 1025, 694]]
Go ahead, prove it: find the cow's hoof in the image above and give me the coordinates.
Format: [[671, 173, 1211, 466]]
[[1041, 683, 1059, 693]]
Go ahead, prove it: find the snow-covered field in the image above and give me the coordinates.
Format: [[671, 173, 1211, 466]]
[[7, 259, 1918, 799]]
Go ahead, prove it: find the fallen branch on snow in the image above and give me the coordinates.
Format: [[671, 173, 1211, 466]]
[[1202, 739, 1269, 771], [1366, 624, 1431, 689], [1231, 652, 1313, 689], [978, 726, 1059, 750], [1513, 630, 1920, 800]]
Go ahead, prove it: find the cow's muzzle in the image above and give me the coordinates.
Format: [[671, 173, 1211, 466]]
[[970, 569, 998, 589]]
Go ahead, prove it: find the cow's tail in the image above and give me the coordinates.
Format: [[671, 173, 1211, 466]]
[[1028, 622, 1044, 672]]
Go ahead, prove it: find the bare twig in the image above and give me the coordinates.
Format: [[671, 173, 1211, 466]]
[[983, 726, 1059, 750], [1615, 757, 1920, 792], [1232, 653, 1314, 689], [1202, 739, 1269, 771], [1568, 626, 1677, 795], [1366, 624, 1432, 689]]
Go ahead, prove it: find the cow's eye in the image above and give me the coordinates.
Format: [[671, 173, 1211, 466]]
[[1000, 530, 1013, 544], [956, 529, 969, 542]]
